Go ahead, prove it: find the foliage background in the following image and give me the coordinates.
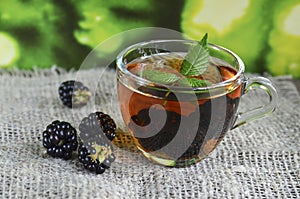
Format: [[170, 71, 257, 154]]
[[0, 0, 299, 78]]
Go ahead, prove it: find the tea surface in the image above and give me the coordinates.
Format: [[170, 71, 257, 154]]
[[127, 52, 237, 86]]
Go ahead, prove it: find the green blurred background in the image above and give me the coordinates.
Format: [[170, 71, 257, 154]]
[[0, 0, 299, 78]]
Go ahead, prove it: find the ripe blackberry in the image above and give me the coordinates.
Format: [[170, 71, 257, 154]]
[[78, 137, 115, 174], [42, 120, 78, 160], [58, 80, 91, 108], [79, 112, 116, 141]]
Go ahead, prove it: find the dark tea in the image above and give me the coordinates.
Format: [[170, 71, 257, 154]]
[[117, 52, 242, 166]]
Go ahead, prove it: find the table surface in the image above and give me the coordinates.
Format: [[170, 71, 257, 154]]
[[293, 78, 300, 92], [0, 68, 299, 198]]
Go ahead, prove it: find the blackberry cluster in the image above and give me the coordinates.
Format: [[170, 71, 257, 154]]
[[58, 80, 91, 108], [78, 112, 117, 174], [42, 79, 117, 174], [42, 120, 78, 160], [78, 137, 116, 174], [79, 112, 116, 141]]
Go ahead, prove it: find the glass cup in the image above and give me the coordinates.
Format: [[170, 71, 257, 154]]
[[116, 40, 278, 167]]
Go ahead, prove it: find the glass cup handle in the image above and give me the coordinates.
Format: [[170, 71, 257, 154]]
[[231, 76, 279, 129]]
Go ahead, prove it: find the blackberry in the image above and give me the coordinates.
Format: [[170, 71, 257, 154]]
[[78, 136, 115, 174], [58, 80, 91, 108], [79, 112, 116, 141], [42, 120, 78, 160]]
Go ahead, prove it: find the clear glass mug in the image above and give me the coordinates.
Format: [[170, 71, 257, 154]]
[[116, 40, 278, 167]]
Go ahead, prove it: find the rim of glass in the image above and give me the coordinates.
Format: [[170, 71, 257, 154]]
[[116, 39, 245, 91]]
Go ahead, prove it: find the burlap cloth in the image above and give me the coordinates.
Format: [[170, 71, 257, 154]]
[[0, 67, 299, 198]]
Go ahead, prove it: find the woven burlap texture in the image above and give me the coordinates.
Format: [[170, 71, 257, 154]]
[[0, 67, 299, 198]]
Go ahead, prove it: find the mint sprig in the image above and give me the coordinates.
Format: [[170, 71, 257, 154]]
[[180, 33, 209, 77], [139, 33, 211, 88]]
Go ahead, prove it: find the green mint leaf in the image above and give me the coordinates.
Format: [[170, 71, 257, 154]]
[[178, 77, 212, 87], [185, 77, 212, 87], [180, 33, 209, 76], [140, 69, 181, 84]]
